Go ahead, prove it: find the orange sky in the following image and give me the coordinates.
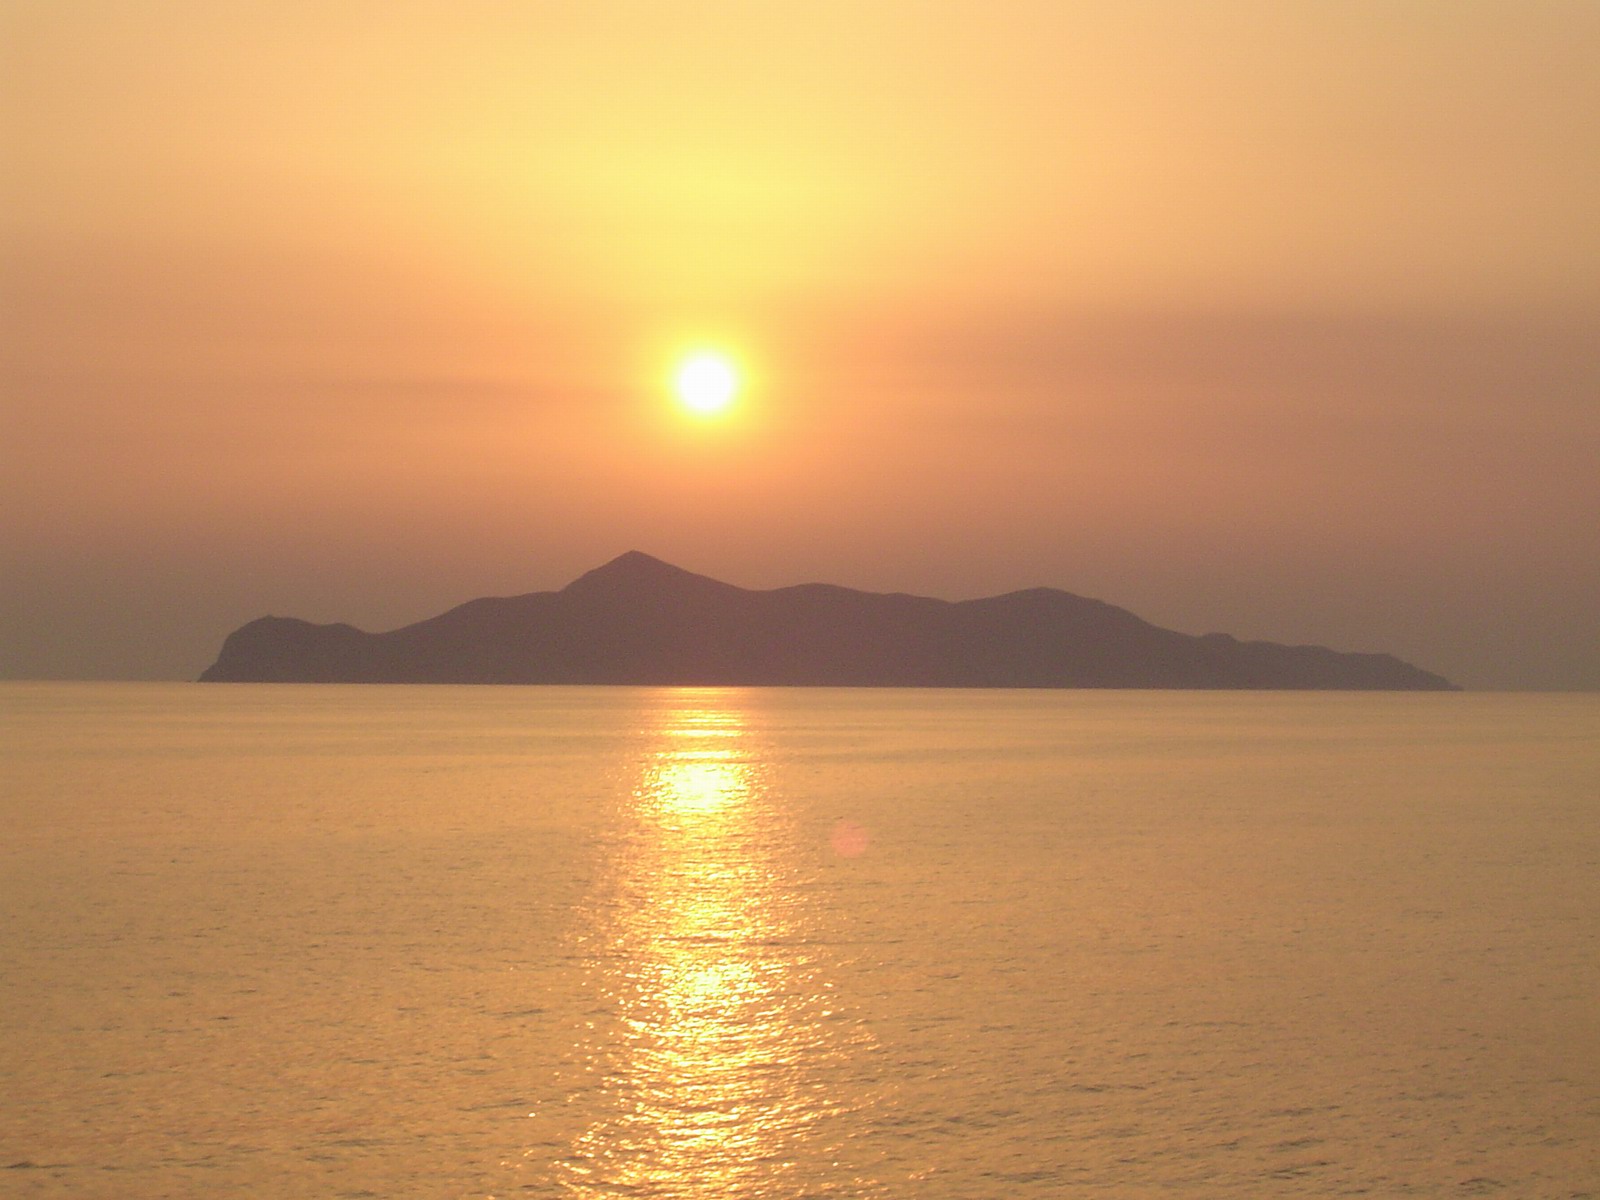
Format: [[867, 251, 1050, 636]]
[[3, 1, 1597, 687]]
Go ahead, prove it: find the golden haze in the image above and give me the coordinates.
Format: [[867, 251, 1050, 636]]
[[2, 2, 1598, 687]]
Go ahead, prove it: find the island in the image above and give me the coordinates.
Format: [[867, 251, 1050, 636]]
[[198, 551, 1457, 689]]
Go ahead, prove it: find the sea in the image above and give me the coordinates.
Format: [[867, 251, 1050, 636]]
[[2, 683, 1597, 1199]]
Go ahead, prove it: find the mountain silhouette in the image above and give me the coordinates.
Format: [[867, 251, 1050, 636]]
[[199, 550, 1456, 689]]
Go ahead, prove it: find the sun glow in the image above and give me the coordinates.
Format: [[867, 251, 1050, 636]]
[[673, 351, 740, 417]]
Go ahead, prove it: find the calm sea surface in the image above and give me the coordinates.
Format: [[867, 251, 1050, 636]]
[[3, 683, 1597, 1198]]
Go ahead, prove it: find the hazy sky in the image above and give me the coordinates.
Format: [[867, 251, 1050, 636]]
[[4, 1, 1597, 688]]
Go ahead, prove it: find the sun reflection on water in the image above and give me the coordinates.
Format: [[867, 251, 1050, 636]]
[[553, 691, 873, 1198]]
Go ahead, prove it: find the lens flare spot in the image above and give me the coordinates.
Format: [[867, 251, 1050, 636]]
[[830, 819, 870, 858]]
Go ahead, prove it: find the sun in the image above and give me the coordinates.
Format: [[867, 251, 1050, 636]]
[[673, 350, 740, 417]]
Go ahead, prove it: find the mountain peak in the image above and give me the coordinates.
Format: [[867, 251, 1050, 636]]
[[561, 551, 734, 597], [591, 549, 676, 575]]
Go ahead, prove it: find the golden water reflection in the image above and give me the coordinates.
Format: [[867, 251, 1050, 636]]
[[558, 693, 867, 1197]]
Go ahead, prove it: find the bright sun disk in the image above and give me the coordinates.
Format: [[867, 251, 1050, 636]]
[[674, 351, 739, 416]]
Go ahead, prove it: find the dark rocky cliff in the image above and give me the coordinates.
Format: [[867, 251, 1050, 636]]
[[199, 551, 1457, 689]]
